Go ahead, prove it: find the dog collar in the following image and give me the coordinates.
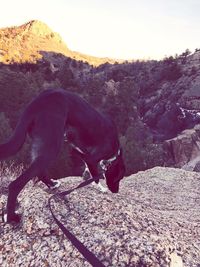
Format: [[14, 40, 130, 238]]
[[108, 148, 121, 162], [100, 148, 121, 171]]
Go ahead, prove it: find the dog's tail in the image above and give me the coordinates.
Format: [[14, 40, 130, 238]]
[[0, 111, 31, 160]]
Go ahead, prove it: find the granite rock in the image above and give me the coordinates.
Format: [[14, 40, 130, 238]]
[[0, 167, 200, 266]]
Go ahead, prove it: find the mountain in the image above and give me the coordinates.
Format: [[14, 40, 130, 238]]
[[0, 20, 118, 66]]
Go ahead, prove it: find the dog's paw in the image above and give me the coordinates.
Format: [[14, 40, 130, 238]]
[[48, 179, 61, 190], [98, 182, 108, 193], [92, 181, 108, 193]]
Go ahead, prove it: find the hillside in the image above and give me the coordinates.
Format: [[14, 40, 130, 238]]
[[0, 20, 118, 66], [0, 167, 199, 266], [1, 20, 200, 176]]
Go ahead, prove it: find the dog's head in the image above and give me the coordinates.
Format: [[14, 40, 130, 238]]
[[104, 149, 125, 193]]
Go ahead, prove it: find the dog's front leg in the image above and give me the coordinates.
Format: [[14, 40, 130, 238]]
[[84, 161, 101, 183], [70, 146, 107, 191], [82, 162, 92, 180], [70, 146, 102, 182], [83, 163, 107, 193]]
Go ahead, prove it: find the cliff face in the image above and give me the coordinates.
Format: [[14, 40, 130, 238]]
[[164, 124, 200, 170], [0, 167, 199, 266]]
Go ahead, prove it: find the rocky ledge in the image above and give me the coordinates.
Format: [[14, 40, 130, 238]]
[[0, 167, 200, 267]]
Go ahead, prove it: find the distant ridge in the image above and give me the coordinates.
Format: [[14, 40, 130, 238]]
[[0, 20, 121, 66]]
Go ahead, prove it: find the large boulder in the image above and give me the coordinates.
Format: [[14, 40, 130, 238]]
[[1, 167, 199, 266], [164, 124, 200, 170]]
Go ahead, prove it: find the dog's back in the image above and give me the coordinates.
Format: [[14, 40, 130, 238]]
[[0, 88, 119, 159]]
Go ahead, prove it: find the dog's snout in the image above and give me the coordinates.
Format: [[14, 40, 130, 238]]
[[107, 182, 119, 193]]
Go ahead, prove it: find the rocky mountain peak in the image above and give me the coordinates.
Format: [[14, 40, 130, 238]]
[[19, 20, 63, 43], [0, 20, 70, 64], [22, 20, 54, 35], [0, 20, 119, 66], [1, 20, 62, 40]]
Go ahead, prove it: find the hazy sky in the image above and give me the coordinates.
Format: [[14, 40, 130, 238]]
[[1, 0, 200, 60]]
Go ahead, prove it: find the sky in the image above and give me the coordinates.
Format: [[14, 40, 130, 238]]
[[1, 0, 200, 60]]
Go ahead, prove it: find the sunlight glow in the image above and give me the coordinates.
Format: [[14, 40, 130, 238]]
[[1, 0, 200, 60]]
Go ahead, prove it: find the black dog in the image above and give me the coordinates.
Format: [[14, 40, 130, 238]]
[[0, 89, 125, 224]]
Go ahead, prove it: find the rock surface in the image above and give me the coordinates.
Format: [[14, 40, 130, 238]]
[[164, 124, 200, 170], [0, 167, 200, 266]]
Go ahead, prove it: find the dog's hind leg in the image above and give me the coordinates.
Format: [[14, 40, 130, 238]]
[[6, 123, 65, 223], [6, 155, 56, 223]]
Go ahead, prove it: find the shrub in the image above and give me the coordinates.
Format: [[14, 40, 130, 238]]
[[0, 161, 24, 194], [120, 124, 165, 175], [120, 135, 145, 175]]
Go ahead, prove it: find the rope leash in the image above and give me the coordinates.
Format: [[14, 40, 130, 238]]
[[48, 178, 106, 267]]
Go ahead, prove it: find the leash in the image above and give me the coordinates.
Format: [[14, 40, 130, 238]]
[[48, 178, 106, 267]]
